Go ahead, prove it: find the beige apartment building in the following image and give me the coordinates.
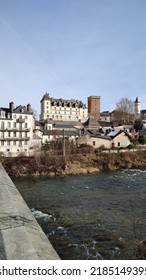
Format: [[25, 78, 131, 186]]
[[0, 102, 35, 156]]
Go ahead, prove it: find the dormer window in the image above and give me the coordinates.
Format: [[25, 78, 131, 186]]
[[0, 110, 5, 118]]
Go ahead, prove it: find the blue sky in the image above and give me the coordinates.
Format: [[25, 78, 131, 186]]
[[0, 0, 146, 116]]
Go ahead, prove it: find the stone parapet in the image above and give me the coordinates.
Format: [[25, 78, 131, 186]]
[[0, 164, 60, 260]]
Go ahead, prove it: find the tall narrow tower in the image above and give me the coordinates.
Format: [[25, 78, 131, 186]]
[[40, 92, 51, 120], [88, 96, 100, 121], [134, 97, 141, 119]]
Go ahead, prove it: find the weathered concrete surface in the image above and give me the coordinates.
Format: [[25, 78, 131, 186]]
[[0, 164, 60, 260]]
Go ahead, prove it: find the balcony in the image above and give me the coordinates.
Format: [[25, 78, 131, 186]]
[[0, 137, 30, 141], [6, 128, 30, 132]]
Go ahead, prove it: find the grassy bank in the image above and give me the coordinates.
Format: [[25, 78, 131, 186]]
[[1, 150, 146, 177]]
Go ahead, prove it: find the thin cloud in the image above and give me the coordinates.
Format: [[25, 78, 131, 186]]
[[0, 15, 70, 93]]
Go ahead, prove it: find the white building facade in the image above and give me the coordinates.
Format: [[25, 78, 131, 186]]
[[0, 102, 35, 156], [40, 93, 88, 122]]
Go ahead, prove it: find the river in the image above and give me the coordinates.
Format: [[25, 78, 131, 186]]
[[13, 169, 146, 260]]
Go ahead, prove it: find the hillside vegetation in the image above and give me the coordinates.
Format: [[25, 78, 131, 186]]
[[1, 150, 146, 177]]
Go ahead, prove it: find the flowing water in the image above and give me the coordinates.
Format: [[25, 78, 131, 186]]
[[13, 169, 146, 259]]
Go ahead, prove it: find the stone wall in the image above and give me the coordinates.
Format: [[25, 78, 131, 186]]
[[0, 164, 60, 260]]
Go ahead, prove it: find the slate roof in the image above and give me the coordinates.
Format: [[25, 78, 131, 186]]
[[13, 105, 33, 114], [83, 129, 101, 137], [1, 105, 33, 115], [43, 130, 78, 137], [98, 121, 112, 127], [83, 116, 100, 127], [90, 135, 111, 140], [53, 123, 76, 129], [135, 97, 139, 103], [141, 110, 146, 114], [1, 107, 10, 114], [100, 111, 110, 116], [40, 93, 50, 102], [40, 93, 87, 108]]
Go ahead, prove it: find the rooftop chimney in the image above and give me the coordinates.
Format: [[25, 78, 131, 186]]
[[9, 102, 14, 113], [27, 103, 31, 113]]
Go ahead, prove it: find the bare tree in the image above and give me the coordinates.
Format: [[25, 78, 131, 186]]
[[114, 98, 134, 124], [32, 108, 38, 120]]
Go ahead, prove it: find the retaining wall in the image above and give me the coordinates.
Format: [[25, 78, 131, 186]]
[[0, 164, 60, 260]]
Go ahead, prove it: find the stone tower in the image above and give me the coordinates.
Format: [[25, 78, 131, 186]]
[[88, 96, 101, 121]]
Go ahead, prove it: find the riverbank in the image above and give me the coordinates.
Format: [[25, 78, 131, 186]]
[[1, 150, 146, 177]]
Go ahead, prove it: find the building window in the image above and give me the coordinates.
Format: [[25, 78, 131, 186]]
[[93, 141, 96, 146], [13, 132, 16, 137], [8, 122, 11, 128], [13, 122, 16, 128], [118, 142, 120, 147], [1, 122, 4, 129], [25, 123, 27, 128], [1, 111, 5, 118], [13, 141, 16, 145]]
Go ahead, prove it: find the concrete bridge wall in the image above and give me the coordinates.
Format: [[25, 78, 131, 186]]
[[0, 164, 60, 260]]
